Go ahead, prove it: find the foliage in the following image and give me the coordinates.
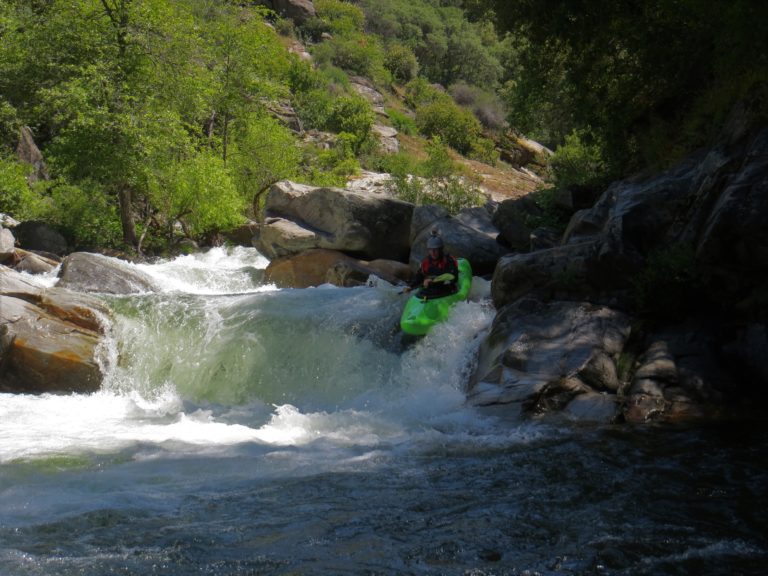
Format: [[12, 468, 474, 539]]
[[383, 43, 419, 83], [301, 134, 361, 188], [228, 113, 302, 214], [0, 0, 302, 251], [448, 82, 507, 131], [324, 94, 375, 153], [385, 108, 418, 136], [357, 0, 506, 88], [550, 129, 609, 190], [415, 99, 482, 155], [44, 180, 123, 248], [490, 0, 768, 175], [0, 155, 40, 220], [385, 136, 485, 214], [148, 151, 244, 240]]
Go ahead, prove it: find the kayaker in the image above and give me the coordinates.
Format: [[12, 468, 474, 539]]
[[405, 232, 459, 297]]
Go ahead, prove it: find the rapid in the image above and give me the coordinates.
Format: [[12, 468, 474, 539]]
[[1, 248, 766, 575]]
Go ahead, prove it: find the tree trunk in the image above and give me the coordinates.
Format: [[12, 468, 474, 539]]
[[118, 186, 137, 247]]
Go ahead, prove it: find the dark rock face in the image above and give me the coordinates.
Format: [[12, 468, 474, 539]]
[[481, 126, 768, 423], [13, 221, 69, 256]]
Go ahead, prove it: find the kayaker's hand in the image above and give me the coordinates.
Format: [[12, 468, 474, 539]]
[[423, 278, 432, 288]]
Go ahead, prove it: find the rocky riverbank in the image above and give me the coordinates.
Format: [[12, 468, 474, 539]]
[[2, 121, 766, 424]]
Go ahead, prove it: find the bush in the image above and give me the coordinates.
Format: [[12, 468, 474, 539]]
[[384, 43, 419, 83], [415, 99, 482, 155], [386, 108, 417, 135], [301, 133, 361, 187], [326, 94, 375, 152], [314, 0, 366, 35], [550, 129, 609, 189], [46, 180, 122, 249], [0, 155, 34, 218], [449, 82, 508, 131], [404, 78, 450, 109]]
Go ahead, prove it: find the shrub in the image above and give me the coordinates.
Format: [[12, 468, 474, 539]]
[[46, 180, 122, 249], [301, 134, 361, 187], [326, 94, 374, 152], [385, 108, 417, 135], [415, 99, 482, 155], [550, 129, 609, 189], [470, 137, 499, 165], [384, 43, 419, 83], [404, 78, 450, 109], [314, 0, 366, 36], [0, 155, 34, 218]]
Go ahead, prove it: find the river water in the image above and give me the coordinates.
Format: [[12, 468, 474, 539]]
[[1, 248, 766, 575]]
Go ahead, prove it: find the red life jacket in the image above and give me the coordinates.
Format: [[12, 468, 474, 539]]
[[421, 254, 458, 277]]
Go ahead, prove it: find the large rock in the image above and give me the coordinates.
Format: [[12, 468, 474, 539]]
[[57, 252, 158, 294], [265, 248, 411, 288], [0, 297, 103, 393], [0, 267, 111, 393], [257, 180, 414, 261], [551, 127, 768, 312], [410, 204, 508, 276], [0, 227, 15, 264], [16, 126, 49, 182], [491, 241, 599, 310], [469, 298, 632, 422], [13, 220, 68, 256], [254, 0, 316, 24]]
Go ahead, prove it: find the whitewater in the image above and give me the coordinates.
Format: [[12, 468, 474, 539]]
[[1, 247, 765, 575]]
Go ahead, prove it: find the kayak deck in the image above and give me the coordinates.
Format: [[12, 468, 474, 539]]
[[400, 258, 472, 336]]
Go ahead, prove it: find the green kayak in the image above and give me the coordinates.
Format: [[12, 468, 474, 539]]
[[400, 258, 473, 336]]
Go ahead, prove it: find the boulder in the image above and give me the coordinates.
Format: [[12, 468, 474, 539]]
[[257, 180, 414, 261], [16, 126, 49, 182], [57, 252, 158, 294], [0, 227, 15, 264], [410, 204, 508, 276], [265, 248, 411, 288], [372, 124, 399, 154], [469, 298, 631, 422], [492, 196, 540, 251], [491, 241, 598, 310], [253, 0, 316, 24], [0, 295, 103, 393], [14, 249, 58, 275], [624, 327, 734, 423], [13, 220, 68, 256]]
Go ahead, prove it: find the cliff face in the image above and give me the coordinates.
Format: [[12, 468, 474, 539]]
[[474, 113, 768, 423]]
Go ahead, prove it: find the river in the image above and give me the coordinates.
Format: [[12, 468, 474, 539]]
[[1, 247, 766, 575]]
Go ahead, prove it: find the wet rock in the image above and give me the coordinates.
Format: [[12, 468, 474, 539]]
[[0, 286, 109, 394], [14, 249, 58, 275], [265, 248, 410, 288], [57, 252, 158, 294], [469, 299, 631, 420]]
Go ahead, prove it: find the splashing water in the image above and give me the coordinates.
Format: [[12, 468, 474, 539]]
[[1, 248, 766, 575]]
